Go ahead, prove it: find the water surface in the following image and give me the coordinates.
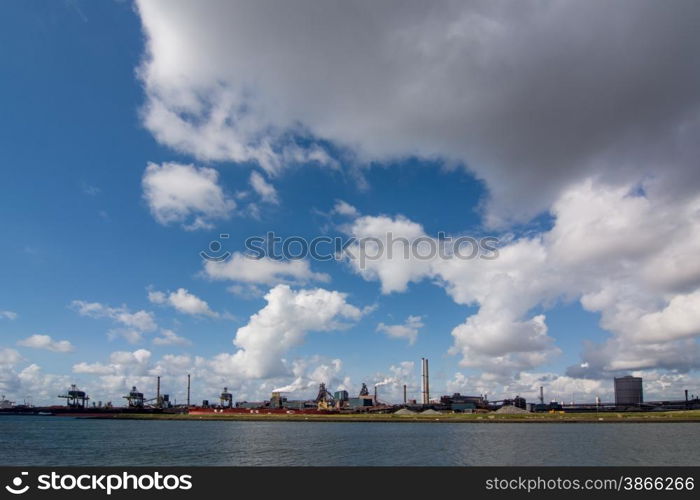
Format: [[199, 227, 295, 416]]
[[2, 416, 698, 466]]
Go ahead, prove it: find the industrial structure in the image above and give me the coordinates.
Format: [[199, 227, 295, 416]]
[[2, 364, 700, 417], [58, 384, 89, 408], [1, 395, 15, 409], [220, 387, 233, 408], [614, 375, 644, 406], [421, 357, 430, 404]]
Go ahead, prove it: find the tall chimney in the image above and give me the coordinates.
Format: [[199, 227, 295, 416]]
[[539, 386, 544, 404], [403, 384, 407, 404], [156, 376, 161, 407], [685, 389, 689, 402], [374, 385, 378, 405], [187, 373, 191, 407], [421, 358, 430, 405]]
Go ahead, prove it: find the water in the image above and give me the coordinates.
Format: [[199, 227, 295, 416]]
[[1, 416, 698, 466]]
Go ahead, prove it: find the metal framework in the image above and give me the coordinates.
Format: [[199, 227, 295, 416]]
[[220, 387, 233, 408], [123, 386, 145, 408], [58, 384, 89, 408], [314, 383, 335, 409]]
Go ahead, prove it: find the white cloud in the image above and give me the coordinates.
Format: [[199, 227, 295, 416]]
[[345, 215, 431, 294], [72, 300, 157, 332], [148, 287, 218, 318], [17, 335, 74, 353], [0, 348, 23, 366], [446, 371, 607, 403], [342, 178, 700, 378], [0, 310, 17, 320], [135, 1, 700, 225], [0, 351, 72, 405], [71, 300, 157, 344], [249, 171, 278, 204], [72, 362, 117, 376], [376, 315, 423, 345], [153, 329, 191, 347], [203, 252, 329, 286], [142, 162, 236, 230], [210, 284, 365, 379], [332, 200, 358, 218]]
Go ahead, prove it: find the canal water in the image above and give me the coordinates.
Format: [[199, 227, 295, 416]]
[[2, 416, 698, 466]]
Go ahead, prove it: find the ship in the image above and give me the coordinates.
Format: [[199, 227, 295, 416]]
[[0, 395, 14, 410]]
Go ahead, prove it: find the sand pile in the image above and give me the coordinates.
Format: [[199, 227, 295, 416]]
[[420, 409, 442, 415], [495, 405, 529, 414], [394, 408, 416, 415]]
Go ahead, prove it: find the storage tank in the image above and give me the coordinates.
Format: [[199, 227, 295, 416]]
[[614, 376, 643, 406]]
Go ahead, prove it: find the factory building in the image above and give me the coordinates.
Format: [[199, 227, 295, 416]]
[[439, 393, 486, 412], [614, 376, 643, 406]]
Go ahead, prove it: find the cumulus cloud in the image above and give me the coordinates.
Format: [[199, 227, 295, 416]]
[[152, 329, 191, 347], [446, 371, 607, 403], [210, 284, 365, 379], [17, 335, 74, 353], [345, 215, 431, 294], [142, 162, 236, 230], [342, 178, 700, 378], [71, 300, 157, 344], [249, 171, 279, 204], [376, 315, 423, 345], [332, 200, 359, 218], [203, 252, 330, 287], [0, 349, 72, 405], [135, 0, 700, 225], [148, 287, 218, 318], [0, 347, 23, 366], [73, 349, 153, 378], [0, 310, 17, 320]]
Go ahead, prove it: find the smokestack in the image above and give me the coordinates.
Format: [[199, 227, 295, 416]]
[[157, 376, 161, 407], [403, 384, 407, 404], [374, 385, 378, 405], [539, 386, 544, 404], [187, 373, 191, 407], [421, 358, 430, 405], [686, 389, 689, 402]]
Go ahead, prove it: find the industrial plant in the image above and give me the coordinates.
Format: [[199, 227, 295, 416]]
[[1, 358, 698, 417]]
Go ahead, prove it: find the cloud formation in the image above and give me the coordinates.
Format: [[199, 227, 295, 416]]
[[203, 252, 330, 288], [148, 287, 218, 318], [142, 162, 236, 230], [71, 300, 157, 344], [152, 329, 192, 347], [17, 335, 74, 353], [376, 316, 423, 345], [0, 310, 17, 320], [249, 171, 279, 205], [211, 284, 365, 379], [136, 0, 700, 225], [343, 178, 700, 378]]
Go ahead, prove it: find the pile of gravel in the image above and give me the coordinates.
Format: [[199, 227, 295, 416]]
[[420, 409, 442, 415], [394, 408, 416, 415], [495, 405, 529, 414]]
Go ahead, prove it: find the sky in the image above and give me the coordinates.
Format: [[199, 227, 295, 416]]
[[1, 0, 700, 406]]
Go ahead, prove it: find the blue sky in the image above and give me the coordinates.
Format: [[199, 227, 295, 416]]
[[2, 1, 699, 405]]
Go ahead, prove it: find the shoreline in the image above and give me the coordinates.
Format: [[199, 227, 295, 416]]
[[83, 409, 700, 424]]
